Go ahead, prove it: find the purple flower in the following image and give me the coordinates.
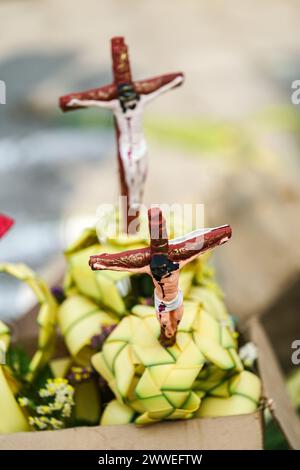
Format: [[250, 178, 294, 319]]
[[90, 324, 117, 351], [51, 286, 65, 304]]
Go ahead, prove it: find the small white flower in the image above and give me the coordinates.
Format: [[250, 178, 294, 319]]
[[62, 403, 72, 418], [239, 342, 258, 367], [18, 397, 30, 407], [36, 405, 52, 415]]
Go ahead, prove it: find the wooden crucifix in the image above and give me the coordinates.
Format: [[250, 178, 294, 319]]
[[0, 214, 14, 239], [59, 37, 184, 234], [89, 208, 232, 346]]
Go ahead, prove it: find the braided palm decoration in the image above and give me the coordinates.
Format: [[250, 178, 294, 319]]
[[92, 300, 246, 425], [0, 263, 57, 381], [0, 320, 29, 432], [195, 369, 262, 418], [63, 226, 147, 316], [58, 294, 118, 366]]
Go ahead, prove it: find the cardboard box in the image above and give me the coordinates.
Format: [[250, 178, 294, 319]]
[[0, 282, 299, 450]]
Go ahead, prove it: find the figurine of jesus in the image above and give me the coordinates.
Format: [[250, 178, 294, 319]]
[[67, 76, 183, 211], [90, 208, 231, 346]]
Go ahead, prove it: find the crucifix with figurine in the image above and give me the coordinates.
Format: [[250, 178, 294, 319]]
[[59, 37, 184, 233], [0, 214, 14, 239], [90, 207, 231, 346]]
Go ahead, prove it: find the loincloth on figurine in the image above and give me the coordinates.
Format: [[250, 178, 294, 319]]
[[154, 289, 183, 314]]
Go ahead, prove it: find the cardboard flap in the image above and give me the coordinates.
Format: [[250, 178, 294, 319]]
[[0, 413, 263, 450], [249, 317, 300, 449]]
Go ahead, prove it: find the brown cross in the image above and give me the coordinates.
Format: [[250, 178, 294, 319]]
[[90, 208, 231, 346], [59, 37, 184, 233]]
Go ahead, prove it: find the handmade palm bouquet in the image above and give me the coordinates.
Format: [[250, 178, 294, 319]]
[[0, 37, 261, 435]]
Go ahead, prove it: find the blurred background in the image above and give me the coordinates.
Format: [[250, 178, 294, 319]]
[[0, 0, 299, 446]]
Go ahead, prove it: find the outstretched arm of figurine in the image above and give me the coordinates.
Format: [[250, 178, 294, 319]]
[[90, 261, 150, 275], [169, 225, 232, 269], [178, 251, 208, 269], [142, 75, 184, 104], [66, 97, 118, 110], [89, 248, 151, 275]]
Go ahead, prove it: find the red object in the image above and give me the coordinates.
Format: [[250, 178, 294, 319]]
[[59, 37, 184, 233], [90, 208, 232, 270], [0, 214, 14, 239]]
